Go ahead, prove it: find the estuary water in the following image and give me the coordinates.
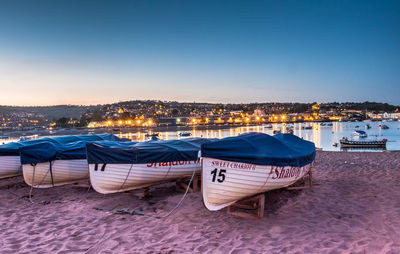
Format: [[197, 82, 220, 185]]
[[2, 121, 399, 151], [121, 121, 400, 151]]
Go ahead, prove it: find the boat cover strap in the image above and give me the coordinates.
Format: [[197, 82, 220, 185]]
[[49, 161, 54, 187]]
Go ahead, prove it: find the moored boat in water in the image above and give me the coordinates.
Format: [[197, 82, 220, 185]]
[[145, 132, 159, 138], [339, 138, 387, 148], [200, 133, 316, 211], [273, 130, 281, 134], [353, 130, 368, 138]]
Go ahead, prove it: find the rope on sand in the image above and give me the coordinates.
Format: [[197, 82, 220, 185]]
[[29, 164, 51, 203], [156, 166, 196, 219], [29, 165, 36, 203]]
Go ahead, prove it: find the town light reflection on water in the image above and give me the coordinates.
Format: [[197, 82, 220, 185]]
[[115, 121, 400, 151], [119, 123, 322, 144], [312, 124, 321, 149], [4, 122, 398, 150]]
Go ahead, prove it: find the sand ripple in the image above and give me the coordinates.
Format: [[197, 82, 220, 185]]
[[1, 151, 400, 253]]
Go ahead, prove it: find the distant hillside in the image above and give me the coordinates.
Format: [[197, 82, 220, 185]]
[[321, 102, 399, 112], [0, 105, 101, 120], [0, 101, 398, 123]]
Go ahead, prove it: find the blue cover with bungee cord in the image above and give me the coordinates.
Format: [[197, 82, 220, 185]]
[[0, 134, 122, 157], [200, 133, 315, 167], [1, 134, 124, 157], [86, 138, 216, 164], [19, 139, 134, 165]]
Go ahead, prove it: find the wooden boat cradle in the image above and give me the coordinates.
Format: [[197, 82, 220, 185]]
[[132, 167, 313, 219], [140, 173, 201, 198], [138, 173, 201, 198], [227, 169, 313, 220], [65, 175, 201, 197], [175, 173, 200, 193]]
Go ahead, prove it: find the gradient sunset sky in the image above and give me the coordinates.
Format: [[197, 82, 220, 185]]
[[0, 0, 399, 106]]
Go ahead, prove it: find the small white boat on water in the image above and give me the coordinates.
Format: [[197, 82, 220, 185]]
[[19, 135, 39, 142], [353, 130, 368, 138], [145, 132, 159, 138], [86, 138, 214, 194], [273, 129, 281, 134], [200, 133, 316, 211], [16, 134, 122, 187]]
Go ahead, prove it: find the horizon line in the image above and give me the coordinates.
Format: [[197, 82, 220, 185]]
[[0, 100, 399, 108]]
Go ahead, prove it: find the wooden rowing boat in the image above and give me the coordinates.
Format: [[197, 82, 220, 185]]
[[22, 160, 89, 188], [18, 134, 123, 187], [202, 158, 312, 210], [89, 160, 200, 194], [201, 133, 316, 211], [0, 156, 21, 179], [86, 138, 214, 194]]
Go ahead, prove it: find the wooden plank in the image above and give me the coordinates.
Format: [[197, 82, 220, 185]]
[[287, 169, 312, 190], [227, 194, 265, 219], [175, 173, 201, 193], [142, 187, 150, 197]]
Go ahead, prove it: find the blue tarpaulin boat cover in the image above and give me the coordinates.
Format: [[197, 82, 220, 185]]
[[201, 133, 315, 167], [0, 134, 122, 157], [20, 140, 130, 165], [86, 138, 215, 164]]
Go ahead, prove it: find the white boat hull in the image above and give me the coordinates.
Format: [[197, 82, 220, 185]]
[[22, 159, 89, 188], [202, 158, 312, 211], [0, 156, 22, 179], [89, 160, 200, 194]]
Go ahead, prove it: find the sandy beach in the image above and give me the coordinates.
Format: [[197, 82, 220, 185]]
[[1, 151, 400, 253]]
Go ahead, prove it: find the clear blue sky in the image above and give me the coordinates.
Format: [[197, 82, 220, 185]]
[[0, 0, 399, 106]]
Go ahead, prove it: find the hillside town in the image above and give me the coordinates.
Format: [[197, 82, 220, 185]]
[[0, 101, 399, 132]]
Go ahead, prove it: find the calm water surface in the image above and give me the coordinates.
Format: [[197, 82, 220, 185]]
[[1, 121, 399, 151], [120, 121, 400, 151]]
